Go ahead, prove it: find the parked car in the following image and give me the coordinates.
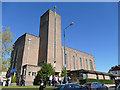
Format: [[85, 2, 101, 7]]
[[115, 79, 120, 87], [0, 79, 3, 86], [83, 82, 108, 90], [116, 83, 120, 90], [54, 83, 87, 90]]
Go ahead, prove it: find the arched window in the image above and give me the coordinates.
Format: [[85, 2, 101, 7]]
[[90, 60, 94, 70], [86, 59, 88, 70], [65, 54, 67, 69], [73, 56, 75, 70], [80, 57, 82, 69]]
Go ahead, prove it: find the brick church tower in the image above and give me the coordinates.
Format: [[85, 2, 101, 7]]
[[38, 8, 62, 72]]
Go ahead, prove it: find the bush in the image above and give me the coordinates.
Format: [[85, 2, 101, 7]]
[[61, 66, 67, 77], [11, 76, 16, 83], [79, 79, 114, 85], [33, 63, 55, 85], [98, 79, 114, 84]]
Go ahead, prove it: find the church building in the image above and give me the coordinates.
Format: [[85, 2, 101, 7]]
[[8, 8, 96, 85]]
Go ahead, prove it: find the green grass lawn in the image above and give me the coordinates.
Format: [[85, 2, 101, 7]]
[[2, 86, 40, 88], [2, 86, 55, 90]]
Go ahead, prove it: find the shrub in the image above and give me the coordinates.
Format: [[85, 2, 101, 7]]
[[11, 76, 16, 83], [79, 79, 114, 85], [33, 63, 55, 85], [61, 66, 67, 77], [98, 79, 114, 84]]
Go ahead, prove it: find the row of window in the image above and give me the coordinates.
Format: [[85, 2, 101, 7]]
[[28, 72, 36, 76], [65, 54, 94, 70]]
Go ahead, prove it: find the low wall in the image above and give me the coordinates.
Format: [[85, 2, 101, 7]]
[[25, 81, 33, 86]]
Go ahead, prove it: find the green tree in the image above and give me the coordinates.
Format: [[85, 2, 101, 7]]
[[34, 63, 55, 85], [61, 66, 67, 77], [11, 75, 16, 83], [0, 27, 15, 71]]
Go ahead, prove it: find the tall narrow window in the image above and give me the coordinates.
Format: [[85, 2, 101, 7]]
[[28, 72, 31, 76], [13, 48, 18, 69], [65, 54, 67, 69], [61, 49, 63, 67], [86, 59, 88, 70], [90, 60, 94, 70], [32, 72, 36, 76], [80, 57, 82, 69], [73, 56, 75, 70]]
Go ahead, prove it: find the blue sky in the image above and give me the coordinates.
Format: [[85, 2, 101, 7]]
[[2, 2, 118, 73]]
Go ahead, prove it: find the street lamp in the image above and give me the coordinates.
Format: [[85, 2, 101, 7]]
[[64, 22, 74, 83]]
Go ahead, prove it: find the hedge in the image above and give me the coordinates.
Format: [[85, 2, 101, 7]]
[[11, 76, 16, 83], [79, 79, 114, 85]]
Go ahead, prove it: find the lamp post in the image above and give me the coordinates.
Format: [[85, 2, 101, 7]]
[[64, 22, 74, 83]]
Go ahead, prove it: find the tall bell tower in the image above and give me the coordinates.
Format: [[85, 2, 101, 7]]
[[38, 8, 62, 72]]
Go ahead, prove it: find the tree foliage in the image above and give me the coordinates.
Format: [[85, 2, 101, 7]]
[[0, 27, 15, 71], [34, 63, 55, 85], [11, 75, 16, 83], [61, 66, 67, 77]]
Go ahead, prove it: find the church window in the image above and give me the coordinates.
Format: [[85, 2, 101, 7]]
[[73, 56, 75, 69], [13, 48, 18, 69], [28, 72, 31, 76], [86, 59, 88, 70], [32, 72, 36, 76], [90, 60, 94, 70], [80, 57, 82, 69]]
